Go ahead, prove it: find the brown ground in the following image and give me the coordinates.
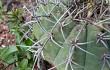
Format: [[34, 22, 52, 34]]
[[0, 0, 35, 48], [0, 15, 16, 48]]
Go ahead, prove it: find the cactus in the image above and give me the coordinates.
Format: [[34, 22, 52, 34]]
[[31, 0, 110, 70]]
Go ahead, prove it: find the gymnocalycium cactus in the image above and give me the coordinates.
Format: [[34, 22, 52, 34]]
[[26, 0, 110, 70]]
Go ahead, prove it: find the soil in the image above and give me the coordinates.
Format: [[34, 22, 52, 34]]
[[0, 15, 16, 48]]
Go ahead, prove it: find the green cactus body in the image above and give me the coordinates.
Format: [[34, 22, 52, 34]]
[[33, 0, 110, 70]]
